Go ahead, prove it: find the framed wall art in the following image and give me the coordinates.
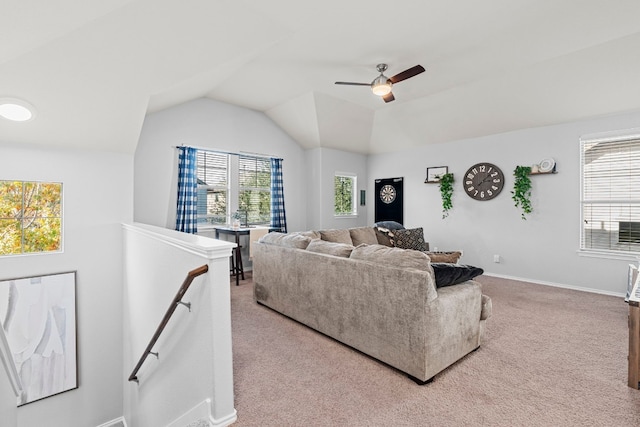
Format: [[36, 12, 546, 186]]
[[425, 166, 448, 183], [0, 271, 77, 406]]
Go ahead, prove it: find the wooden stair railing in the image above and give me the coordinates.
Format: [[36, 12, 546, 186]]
[[128, 264, 209, 383]]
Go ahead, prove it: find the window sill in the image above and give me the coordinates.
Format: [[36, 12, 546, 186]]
[[334, 214, 358, 219], [577, 249, 640, 261]]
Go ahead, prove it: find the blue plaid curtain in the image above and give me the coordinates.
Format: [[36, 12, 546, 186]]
[[175, 146, 198, 234], [270, 158, 287, 233]]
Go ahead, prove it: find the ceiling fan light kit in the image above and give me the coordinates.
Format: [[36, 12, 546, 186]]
[[335, 63, 425, 103], [371, 75, 392, 96]]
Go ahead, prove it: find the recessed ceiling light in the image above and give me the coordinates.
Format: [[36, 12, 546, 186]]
[[0, 98, 36, 122]]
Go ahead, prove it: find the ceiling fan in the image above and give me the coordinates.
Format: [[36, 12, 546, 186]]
[[335, 63, 425, 103]]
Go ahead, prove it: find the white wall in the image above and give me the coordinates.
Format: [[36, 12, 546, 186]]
[[134, 97, 307, 232], [122, 224, 236, 427], [305, 147, 369, 230], [0, 143, 132, 426], [0, 374, 16, 427], [368, 110, 640, 295]]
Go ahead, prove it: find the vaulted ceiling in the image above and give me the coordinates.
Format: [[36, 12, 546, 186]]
[[2, 0, 640, 154]]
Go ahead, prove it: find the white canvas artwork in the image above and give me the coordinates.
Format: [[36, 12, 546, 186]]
[[0, 271, 77, 406]]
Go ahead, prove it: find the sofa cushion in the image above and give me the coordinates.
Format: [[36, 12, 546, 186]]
[[349, 227, 379, 246], [431, 263, 484, 288], [374, 226, 395, 247], [427, 251, 462, 263], [349, 244, 431, 272], [306, 239, 354, 258], [259, 232, 312, 249], [319, 228, 353, 245], [392, 227, 429, 251], [297, 230, 321, 240]]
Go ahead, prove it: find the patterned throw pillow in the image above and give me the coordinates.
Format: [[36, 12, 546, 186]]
[[392, 227, 429, 252], [374, 226, 395, 247]]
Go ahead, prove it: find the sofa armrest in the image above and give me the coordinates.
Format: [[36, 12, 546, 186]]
[[422, 281, 483, 376]]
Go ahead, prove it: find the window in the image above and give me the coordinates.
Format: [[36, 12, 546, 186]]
[[196, 151, 228, 225], [196, 151, 271, 226], [0, 181, 62, 256], [238, 156, 271, 225], [334, 173, 357, 216], [581, 133, 640, 254]]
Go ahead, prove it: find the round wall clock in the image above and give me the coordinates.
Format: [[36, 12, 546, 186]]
[[379, 184, 396, 204], [463, 163, 505, 201]]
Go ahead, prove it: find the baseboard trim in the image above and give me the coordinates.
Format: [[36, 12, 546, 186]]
[[483, 272, 625, 298], [167, 399, 237, 427], [96, 416, 128, 427]]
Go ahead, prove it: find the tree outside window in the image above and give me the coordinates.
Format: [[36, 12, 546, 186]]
[[0, 181, 62, 256], [238, 156, 271, 225], [335, 173, 357, 216]]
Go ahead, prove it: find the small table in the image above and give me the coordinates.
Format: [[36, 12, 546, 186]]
[[215, 227, 250, 286]]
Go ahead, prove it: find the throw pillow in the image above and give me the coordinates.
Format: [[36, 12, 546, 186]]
[[281, 234, 312, 249], [259, 232, 312, 249], [349, 244, 431, 272], [392, 227, 429, 252], [349, 227, 379, 246], [306, 239, 354, 258], [297, 230, 321, 240], [431, 263, 484, 288], [426, 251, 462, 263], [373, 221, 405, 230], [374, 226, 395, 247], [259, 232, 287, 245], [319, 229, 353, 245]]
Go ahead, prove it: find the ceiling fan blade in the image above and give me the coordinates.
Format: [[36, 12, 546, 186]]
[[388, 65, 425, 84], [382, 92, 395, 103], [335, 81, 371, 86]]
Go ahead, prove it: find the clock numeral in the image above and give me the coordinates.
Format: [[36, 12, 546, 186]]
[[487, 190, 493, 196], [491, 172, 498, 177], [493, 178, 501, 183], [492, 185, 498, 191], [487, 166, 493, 173], [472, 168, 478, 174], [467, 173, 474, 180], [479, 165, 486, 172], [480, 191, 485, 198], [466, 180, 472, 185], [473, 190, 478, 196], [468, 186, 475, 192]]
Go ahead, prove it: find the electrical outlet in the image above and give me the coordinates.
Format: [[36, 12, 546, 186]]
[[493, 254, 500, 263]]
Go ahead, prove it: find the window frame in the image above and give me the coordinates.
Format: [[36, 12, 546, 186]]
[[238, 155, 272, 226], [195, 150, 272, 228], [0, 180, 63, 257], [579, 129, 640, 259], [334, 172, 358, 218]]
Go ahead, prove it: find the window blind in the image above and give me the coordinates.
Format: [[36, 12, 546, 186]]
[[581, 136, 640, 253], [196, 151, 228, 224]]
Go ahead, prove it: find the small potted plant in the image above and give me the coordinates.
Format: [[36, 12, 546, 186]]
[[438, 173, 455, 219], [232, 211, 241, 229], [512, 166, 532, 220]]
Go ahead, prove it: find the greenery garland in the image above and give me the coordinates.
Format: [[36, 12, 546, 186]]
[[512, 166, 532, 220], [438, 173, 455, 219]]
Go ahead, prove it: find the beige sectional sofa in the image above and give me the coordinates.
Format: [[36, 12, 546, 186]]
[[252, 226, 492, 383]]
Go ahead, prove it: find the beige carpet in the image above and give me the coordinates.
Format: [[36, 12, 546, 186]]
[[230, 273, 640, 426]]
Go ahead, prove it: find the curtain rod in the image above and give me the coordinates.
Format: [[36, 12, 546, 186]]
[[173, 144, 283, 160]]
